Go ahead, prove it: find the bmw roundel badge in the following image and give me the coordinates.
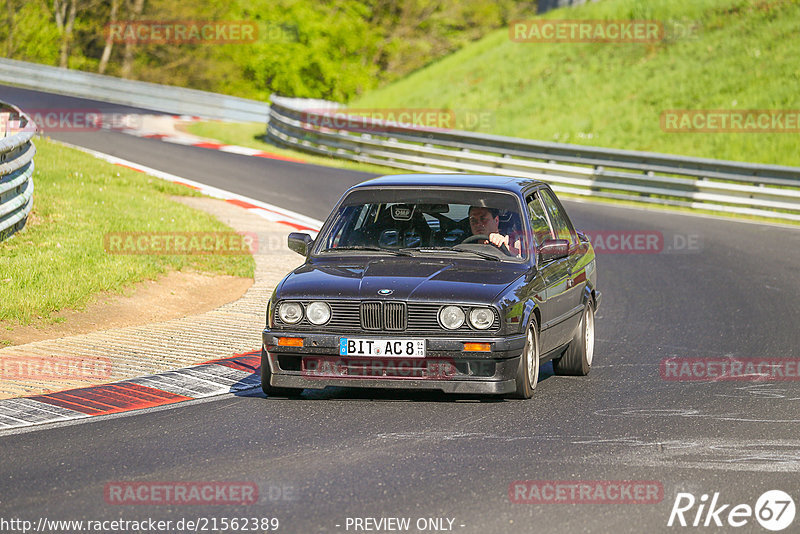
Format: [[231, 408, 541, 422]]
[[378, 289, 394, 295]]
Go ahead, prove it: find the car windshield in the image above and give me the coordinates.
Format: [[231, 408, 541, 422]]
[[315, 187, 529, 261]]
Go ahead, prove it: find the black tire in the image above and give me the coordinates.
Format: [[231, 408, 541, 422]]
[[509, 319, 540, 399], [553, 301, 595, 376], [261, 348, 304, 397]]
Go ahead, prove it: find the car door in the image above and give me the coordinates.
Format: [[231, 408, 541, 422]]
[[539, 188, 585, 345], [524, 189, 573, 354]]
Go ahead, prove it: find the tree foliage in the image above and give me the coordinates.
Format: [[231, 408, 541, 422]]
[[1, 0, 534, 102]]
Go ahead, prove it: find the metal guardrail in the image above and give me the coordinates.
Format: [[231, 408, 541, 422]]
[[267, 96, 800, 222], [0, 57, 268, 122], [0, 101, 35, 241]]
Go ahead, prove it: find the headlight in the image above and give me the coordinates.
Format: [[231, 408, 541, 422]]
[[306, 301, 331, 325], [278, 301, 303, 324], [469, 307, 494, 330], [439, 306, 465, 330]]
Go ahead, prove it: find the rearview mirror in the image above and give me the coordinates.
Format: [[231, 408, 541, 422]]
[[539, 239, 569, 263], [417, 203, 449, 214], [288, 232, 314, 256]]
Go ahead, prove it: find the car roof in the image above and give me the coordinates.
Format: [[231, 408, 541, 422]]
[[351, 173, 546, 193]]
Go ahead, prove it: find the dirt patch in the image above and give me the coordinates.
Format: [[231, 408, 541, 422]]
[[0, 270, 253, 346]]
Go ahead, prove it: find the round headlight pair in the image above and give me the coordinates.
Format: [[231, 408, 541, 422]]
[[278, 301, 331, 325], [438, 306, 495, 330]]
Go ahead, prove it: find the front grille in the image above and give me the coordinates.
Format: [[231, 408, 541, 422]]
[[274, 300, 499, 335], [361, 302, 383, 330], [384, 302, 406, 331], [360, 301, 407, 330]]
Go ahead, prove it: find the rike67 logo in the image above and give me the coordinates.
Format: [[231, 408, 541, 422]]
[[668, 490, 795, 531]]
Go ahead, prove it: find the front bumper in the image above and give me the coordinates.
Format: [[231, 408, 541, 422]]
[[262, 330, 526, 394]]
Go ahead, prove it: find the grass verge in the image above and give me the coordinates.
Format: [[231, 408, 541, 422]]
[[0, 137, 254, 325], [350, 0, 800, 168]]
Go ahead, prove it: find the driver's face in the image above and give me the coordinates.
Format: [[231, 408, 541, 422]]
[[469, 207, 499, 235]]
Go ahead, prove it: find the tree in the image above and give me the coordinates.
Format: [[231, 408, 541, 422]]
[[97, 0, 118, 74], [120, 0, 144, 78], [53, 0, 78, 68], [5, 0, 15, 57]]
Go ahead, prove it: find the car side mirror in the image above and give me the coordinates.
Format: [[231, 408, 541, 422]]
[[288, 232, 314, 256], [539, 239, 569, 263]]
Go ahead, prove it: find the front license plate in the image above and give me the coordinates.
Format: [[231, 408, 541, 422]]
[[339, 338, 426, 358]]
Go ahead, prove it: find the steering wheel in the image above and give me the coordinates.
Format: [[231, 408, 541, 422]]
[[460, 234, 511, 255]]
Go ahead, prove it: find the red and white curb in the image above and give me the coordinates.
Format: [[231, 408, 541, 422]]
[[58, 140, 323, 235], [0, 352, 262, 431], [102, 113, 307, 163]]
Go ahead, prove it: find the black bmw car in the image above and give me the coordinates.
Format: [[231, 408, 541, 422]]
[[262, 174, 600, 399]]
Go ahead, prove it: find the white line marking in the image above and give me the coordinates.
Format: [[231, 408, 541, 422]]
[[50, 139, 324, 232]]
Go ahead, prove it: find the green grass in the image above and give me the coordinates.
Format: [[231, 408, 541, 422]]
[[0, 138, 255, 324], [182, 121, 393, 175], [349, 0, 800, 167]]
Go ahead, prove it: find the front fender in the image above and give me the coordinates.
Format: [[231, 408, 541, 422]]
[[583, 283, 601, 311], [521, 301, 540, 333]]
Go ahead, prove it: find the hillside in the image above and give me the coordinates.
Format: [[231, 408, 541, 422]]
[[350, 0, 800, 166]]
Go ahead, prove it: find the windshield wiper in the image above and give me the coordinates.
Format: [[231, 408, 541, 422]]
[[322, 246, 412, 256], [400, 246, 502, 261], [399, 247, 453, 253]]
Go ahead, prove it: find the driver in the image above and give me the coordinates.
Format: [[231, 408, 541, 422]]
[[468, 206, 522, 256]]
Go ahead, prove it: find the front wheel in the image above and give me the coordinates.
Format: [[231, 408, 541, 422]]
[[509, 320, 540, 399], [261, 348, 304, 397], [553, 301, 595, 376]]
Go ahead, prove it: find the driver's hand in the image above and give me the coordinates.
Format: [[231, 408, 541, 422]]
[[489, 233, 522, 256], [488, 233, 510, 248]]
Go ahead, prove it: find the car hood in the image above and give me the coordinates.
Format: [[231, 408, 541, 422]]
[[279, 258, 525, 303]]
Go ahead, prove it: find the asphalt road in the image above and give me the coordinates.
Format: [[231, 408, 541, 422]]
[[1, 85, 799, 534]]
